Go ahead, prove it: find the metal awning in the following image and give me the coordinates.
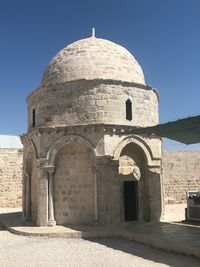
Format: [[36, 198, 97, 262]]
[[133, 115, 200, 144]]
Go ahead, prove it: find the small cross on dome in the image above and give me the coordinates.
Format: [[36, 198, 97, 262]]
[[92, 27, 95, 38]]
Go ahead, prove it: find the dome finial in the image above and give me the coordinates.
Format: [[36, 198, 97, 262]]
[[92, 27, 95, 38]]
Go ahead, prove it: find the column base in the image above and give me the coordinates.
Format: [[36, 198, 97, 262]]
[[48, 220, 56, 226], [22, 215, 31, 222]]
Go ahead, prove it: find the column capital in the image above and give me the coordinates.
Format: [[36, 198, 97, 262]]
[[44, 166, 55, 175], [23, 169, 31, 177], [36, 158, 48, 168]]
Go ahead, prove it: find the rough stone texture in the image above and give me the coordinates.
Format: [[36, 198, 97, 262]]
[[1, 148, 199, 211], [42, 37, 145, 86], [21, 36, 163, 226], [163, 151, 200, 204], [21, 124, 163, 226], [54, 143, 95, 225], [30, 157, 38, 222], [1, 147, 199, 213], [0, 149, 23, 207], [27, 80, 158, 130]]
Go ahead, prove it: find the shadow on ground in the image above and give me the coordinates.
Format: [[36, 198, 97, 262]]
[[86, 237, 200, 267], [0, 212, 27, 228], [0, 210, 199, 266], [0, 222, 5, 230]]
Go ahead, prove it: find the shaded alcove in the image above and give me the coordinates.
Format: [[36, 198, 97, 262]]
[[119, 143, 150, 222]]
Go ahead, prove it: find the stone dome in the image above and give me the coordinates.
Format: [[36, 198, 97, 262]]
[[42, 37, 145, 86]]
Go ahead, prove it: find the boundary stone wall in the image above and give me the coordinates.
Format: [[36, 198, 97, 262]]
[[0, 148, 200, 207], [0, 149, 23, 207], [163, 151, 200, 204]]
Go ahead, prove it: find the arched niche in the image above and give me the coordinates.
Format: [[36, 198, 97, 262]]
[[53, 142, 96, 225], [118, 142, 150, 222], [46, 134, 96, 167], [113, 135, 159, 167]]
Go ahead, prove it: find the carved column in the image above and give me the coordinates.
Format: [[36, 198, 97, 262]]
[[46, 166, 56, 226]]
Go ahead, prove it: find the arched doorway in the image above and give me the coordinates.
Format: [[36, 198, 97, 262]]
[[54, 143, 95, 225], [119, 143, 149, 222]]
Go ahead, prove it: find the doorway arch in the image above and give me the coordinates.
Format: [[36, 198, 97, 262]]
[[119, 142, 149, 222]]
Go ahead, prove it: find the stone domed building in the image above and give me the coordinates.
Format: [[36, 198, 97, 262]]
[[21, 33, 163, 226]]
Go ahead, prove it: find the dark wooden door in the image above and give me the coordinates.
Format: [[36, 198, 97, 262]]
[[124, 181, 138, 221]]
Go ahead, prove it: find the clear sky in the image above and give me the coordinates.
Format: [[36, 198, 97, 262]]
[[0, 0, 199, 150]]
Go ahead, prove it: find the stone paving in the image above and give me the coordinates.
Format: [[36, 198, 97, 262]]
[[1, 230, 200, 267], [0, 207, 200, 259]]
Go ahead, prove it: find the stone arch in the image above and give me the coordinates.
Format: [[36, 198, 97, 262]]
[[113, 135, 156, 167], [46, 134, 96, 167], [118, 140, 151, 222], [23, 138, 38, 172], [53, 142, 96, 225]]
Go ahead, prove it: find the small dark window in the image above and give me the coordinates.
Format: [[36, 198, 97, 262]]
[[32, 109, 36, 127], [126, 99, 132, 121]]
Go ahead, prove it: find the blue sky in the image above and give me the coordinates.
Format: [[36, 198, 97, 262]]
[[0, 0, 199, 150]]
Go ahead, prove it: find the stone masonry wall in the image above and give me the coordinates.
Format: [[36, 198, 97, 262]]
[[28, 80, 158, 130], [0, 146, 199, 209], [0, 149, 23, 207], [54, 143, 95, 225], [163, 151, 200, 204]]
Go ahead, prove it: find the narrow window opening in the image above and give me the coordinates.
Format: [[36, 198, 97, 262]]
[[32, 109, 36, 127], [126, 99, 132, 121]]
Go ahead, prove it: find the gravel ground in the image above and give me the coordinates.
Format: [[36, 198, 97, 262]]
[[0, 226, 199, 267]]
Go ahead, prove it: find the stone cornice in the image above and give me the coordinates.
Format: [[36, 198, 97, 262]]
[[26, 79, 159, 103], [22, 123, 162, 140]]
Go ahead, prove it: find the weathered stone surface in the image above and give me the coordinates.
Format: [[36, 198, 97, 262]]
[[0, 149, 23, 207], [41, 37, 145, 86], [21, 36, 163, 226], [54, 143, 95, 225], [163, 151, 200, 204], [27, 80, 159, 130], [1, 148, 200, 210]]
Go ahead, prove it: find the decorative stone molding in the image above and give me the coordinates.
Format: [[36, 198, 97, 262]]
[[46, 134, 97, 166], [20, 135, 38, 159], [45, 166, 55, 175], [113, 135, 161, 167], [23, 168, 31, 177]]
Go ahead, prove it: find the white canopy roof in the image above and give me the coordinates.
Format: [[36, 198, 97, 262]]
[[0, 135, 23, 148]]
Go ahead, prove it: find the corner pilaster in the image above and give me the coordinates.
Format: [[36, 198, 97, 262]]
[[36, 160, 48, 226]]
